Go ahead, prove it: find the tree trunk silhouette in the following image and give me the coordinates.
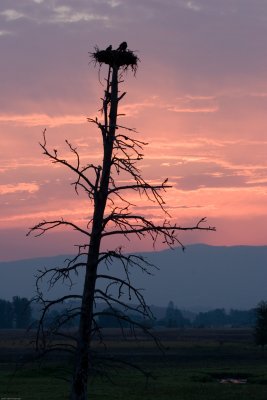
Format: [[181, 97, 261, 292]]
[[70, 65, 119, 399], [28, 45, 215, 400]]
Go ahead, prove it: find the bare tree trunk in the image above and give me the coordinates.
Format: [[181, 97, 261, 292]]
[[70, 65, 119, 400], [28, 46, 215, 400]]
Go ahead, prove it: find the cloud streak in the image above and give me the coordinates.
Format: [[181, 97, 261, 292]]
[[0, 113, 87, 127], [0, 0, 267, 260], [50, 6, 109, 24], [0, 9, 25, 21], [0, 182, 39, 195]]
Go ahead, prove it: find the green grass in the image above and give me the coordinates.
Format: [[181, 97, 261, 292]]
[[1, 331, 267, 399], [0, 365, 69, 399], [88, 365, 267, 400], [1, 360, 267, 399]]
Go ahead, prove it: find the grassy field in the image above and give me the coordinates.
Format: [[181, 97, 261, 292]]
[[1, 328, 267, 399]]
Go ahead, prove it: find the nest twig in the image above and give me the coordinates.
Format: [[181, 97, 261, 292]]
[[91, 46, 139, 73]]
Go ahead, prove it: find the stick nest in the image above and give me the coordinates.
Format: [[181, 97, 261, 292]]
[[92, 47, 139, 72]]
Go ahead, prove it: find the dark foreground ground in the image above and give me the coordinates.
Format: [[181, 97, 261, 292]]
[[0, 328, 267, 399]]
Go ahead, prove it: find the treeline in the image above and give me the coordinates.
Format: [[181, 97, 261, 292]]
[[158, 301, 256, 328], [0, 297, 257, 330], [97, 301, 256, 329], [0, 297, 32, 329], [193, 308, 255, 328]]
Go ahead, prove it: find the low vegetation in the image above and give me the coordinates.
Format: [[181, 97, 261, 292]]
[[1, 328, 267, 399], [0, 296, 258, 330]]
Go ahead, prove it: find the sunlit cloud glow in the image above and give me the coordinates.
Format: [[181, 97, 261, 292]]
[[0, 114, 87, 127], [0, 183, 39, 195], [0, 0, 267, 260]]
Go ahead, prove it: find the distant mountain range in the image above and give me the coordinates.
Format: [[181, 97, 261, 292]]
[[1, 244, 267, 310]]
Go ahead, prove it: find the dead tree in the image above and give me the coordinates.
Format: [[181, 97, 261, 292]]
[[28, 44, 215, 400]]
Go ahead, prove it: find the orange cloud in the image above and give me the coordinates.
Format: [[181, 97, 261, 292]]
[[0, 113, 88, 127], [0, 183, 39, 195], [168, 106, 219, 113]]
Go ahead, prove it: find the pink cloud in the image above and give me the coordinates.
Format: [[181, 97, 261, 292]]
[[0, 113, 87, 127], [1, 0, 267, 260], [168, 106, 219, 113], [0, 182, 39, 195]]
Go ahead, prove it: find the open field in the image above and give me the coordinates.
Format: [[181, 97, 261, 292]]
[[1, 328, 267, 399]]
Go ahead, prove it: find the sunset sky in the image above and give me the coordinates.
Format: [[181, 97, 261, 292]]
[[1, 0, 267, 261]]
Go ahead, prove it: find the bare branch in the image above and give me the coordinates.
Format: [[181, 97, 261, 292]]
[[102, 215, 215, 245], [40, 129, 96, 195], [30, 44, 215, 398], [27, 219, 91, 238]]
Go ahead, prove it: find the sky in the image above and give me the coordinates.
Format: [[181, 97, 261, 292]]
[[1, 0, 267, 261]]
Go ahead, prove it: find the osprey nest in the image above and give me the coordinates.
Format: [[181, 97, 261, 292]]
[[92, 45, 139, 72]]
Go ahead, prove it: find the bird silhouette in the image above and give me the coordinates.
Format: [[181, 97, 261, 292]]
[[117, 41, 127, 51], [105, 45, 112, 51]]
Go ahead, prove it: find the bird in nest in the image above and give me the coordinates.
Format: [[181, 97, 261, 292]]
[[117, 41, 127, 51]]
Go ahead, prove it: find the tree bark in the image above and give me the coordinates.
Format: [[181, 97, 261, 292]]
[[27, 47, 215, 400], [70, 65, 119, 400]]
